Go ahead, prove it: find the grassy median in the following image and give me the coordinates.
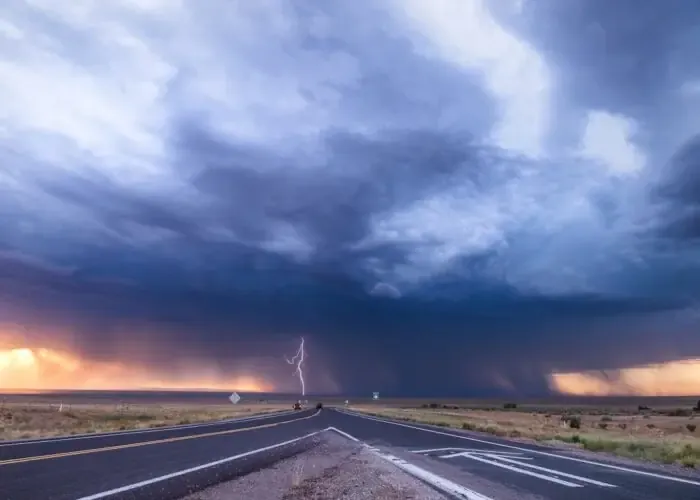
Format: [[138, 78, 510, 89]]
[[349, 402, 700, 469], [0, 402, 289, 440]]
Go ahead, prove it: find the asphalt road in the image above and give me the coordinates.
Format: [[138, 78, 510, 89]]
[[3, 407, 700, 500], [0, 408, 324, 500], [329, 408, 700, 500]]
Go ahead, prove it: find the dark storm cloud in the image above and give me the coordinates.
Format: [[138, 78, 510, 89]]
[[652, 134, 700, 240], [2, 0, 700, 395]]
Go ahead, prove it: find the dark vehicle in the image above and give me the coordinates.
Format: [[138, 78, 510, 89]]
[[293, 402, 302, 410], [316, 402, 323, 409]]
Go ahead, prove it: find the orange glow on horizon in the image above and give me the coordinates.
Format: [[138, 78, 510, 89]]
[[0, 346, 273, 393], [549, 358, 700, 396]]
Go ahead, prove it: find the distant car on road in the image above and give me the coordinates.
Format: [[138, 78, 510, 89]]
[[316, 402, 323, 409]]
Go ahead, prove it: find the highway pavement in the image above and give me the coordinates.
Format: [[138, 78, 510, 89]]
[[0, 408, 324, 500], [330, 408, 700, 500], [2, 406, 700, 499]]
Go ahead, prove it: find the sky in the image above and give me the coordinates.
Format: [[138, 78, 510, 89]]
[[1, 0, 700, 397]]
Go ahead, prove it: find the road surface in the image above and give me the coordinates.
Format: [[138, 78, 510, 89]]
[[2, 407, 700, 499]]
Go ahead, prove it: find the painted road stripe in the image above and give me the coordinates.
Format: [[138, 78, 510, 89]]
[[76, 428, 326, 500], [489, 455, 616, 487], [413, 447, 523, 456], [0, 409, 295, 447], [327, 427, 493, 500], [339, 409, 700, 487], [0, 410, 320, 466], [443, 452, 583, 487]]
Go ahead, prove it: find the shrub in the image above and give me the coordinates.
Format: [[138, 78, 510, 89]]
[[598, 423, 609, 430], [600, 416, 612, 422], [647, 423, 656, 429], [687, 424, 697, 433], [667, 409, 692, 417], [568, 416, 581, 429], [618, 423, 627, 430], [503, 403, 517, 409]]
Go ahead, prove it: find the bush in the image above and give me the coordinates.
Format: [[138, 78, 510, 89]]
[[568, 416, 581, 429], [638, 405, 651, 411], [687, 424, 697, 433], [618, 423, 627, 430], [503, 403, 517, 409], [600, 416, 612, 422], [667, 409, 692, 417], [598, 423, 609, 430]]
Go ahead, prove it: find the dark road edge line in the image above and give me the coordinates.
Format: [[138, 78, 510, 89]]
[[0, 409, 295, 447], [0, 410, 320, 466], [76, 428, 328, 500], [336, 409, 700, 487], [326, 426, 493, 500]]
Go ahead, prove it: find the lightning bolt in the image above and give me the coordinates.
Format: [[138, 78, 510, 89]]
[[285, 337, 306, 396]]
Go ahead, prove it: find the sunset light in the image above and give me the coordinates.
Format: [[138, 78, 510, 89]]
[[0, 346, 272, 393], [549, 359, 700, 396]]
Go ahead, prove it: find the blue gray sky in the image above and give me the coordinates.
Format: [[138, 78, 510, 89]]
[[1, 0, 700, 396]]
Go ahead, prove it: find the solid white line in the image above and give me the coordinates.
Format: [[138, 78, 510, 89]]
[[0, 409, 295, 447], [443, 452, 583, 487], [413, 447, 469, 454], [338, 409, 700, 487], [326, 426, 360, 442], [488, 455, 616, 487], [413, 447, 524, 456], [326, 427, 493, 500], [76, 428, 325, 500]]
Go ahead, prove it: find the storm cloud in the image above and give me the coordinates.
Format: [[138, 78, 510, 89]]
[[1, 0, 700, 396]]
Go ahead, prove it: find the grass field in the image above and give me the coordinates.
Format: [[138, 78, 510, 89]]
[[348, 397, 700, 469], [0, 401, 290, 440]]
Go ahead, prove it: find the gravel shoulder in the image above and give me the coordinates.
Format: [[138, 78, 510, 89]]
[[181, 431, 448, 500]]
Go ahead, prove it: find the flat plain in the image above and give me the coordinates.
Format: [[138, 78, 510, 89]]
[[0, 392, 291, 440]]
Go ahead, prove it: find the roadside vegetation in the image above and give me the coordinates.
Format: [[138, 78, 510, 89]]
[[350, 400, 700, 469], [0, 402, 288, 440]]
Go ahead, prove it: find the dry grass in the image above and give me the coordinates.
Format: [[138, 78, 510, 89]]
[[350, 404, 700, 469], [0, 402, 289, 440]]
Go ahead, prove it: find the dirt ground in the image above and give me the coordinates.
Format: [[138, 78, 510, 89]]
[[0, 402, 289, 440], [181, 432, 447, 500]]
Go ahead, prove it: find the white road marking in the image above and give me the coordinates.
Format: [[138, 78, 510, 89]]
[[76, 428, 325, 500], [416, 447, 614, 487], [338, 409, 700, 487], [327, 426, 493, 500], [413, 447, 523, 456], [0, 409, 295, 447], [445, 451, 583, 487], [487, 454, 616, 487], [327, 426, 360, 442]]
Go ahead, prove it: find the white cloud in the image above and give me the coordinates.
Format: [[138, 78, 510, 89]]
[[394, 0, 551, 157], [680, 80, 700, 97], [577, 110, 646, 176]]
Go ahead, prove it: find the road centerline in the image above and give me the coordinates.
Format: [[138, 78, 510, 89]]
[[0, 409, 320, 466]]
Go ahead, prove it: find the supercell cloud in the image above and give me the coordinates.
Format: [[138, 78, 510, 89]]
[[1, 0, 700, 396]]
